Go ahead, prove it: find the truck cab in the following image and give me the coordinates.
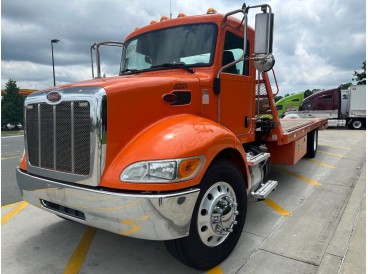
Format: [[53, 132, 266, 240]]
[[276, 92, 305, 117], [299, 88, 339, 111]]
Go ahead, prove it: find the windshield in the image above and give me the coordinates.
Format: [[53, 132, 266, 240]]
[[121, 23, 218, 73]]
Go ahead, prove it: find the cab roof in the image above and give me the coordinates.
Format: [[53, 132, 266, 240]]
[[125, 13, 244, 41]]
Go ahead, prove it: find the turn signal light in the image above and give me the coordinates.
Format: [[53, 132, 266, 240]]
[[18, 150, 27, 171], [178, 158, 201, 179]]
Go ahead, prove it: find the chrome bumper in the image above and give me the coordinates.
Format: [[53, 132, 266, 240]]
[[16, 168, 200, 240]]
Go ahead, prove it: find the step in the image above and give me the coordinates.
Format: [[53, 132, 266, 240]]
[[251, 180, 278, 200], [247, 152, 271, 166]]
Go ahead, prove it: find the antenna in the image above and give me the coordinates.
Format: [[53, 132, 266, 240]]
[[170, 0, 172, 19]]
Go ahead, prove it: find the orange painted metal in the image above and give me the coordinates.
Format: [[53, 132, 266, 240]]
[[268, 136, 307, 165], [261, 72, 284, 145], [99, 114, 249, 191]]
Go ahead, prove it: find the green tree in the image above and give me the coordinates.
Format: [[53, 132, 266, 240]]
[[352, 60, 366, 85], [339, 82, 352, 90], [303, 89, 313, 98], [274, 95, 283, 102], [1, 79, 24, 126]]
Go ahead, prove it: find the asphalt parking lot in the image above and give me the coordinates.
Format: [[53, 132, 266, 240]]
[[1, 128, 366, 274]]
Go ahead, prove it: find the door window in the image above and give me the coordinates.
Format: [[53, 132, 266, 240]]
[[222, 31, 249, 76]]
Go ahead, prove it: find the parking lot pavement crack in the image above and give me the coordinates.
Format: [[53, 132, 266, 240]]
[[258, 249, 320, 267], [243, 231, 267, 240], [337, 191, 366, 273], [324, 253, 342, 260]]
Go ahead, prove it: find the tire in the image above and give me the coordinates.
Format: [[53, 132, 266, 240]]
[[349, 119, 363, 130], [305, 130, 318, 158], [165, 159, 247, 270]]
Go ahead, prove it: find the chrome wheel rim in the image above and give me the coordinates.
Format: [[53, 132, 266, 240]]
[[197, 182, 238, 247]]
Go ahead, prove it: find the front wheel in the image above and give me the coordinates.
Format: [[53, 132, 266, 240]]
[[165, 159, 247, 270]]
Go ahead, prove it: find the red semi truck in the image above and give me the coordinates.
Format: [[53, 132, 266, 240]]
[[284, 85, 366, 129], [17, 4, 327, 270]]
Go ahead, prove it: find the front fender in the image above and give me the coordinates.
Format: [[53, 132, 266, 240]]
[[100, 114, 246, 191]]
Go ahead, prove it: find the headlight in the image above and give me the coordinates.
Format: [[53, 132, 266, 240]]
[[121, 156, 205, 183]]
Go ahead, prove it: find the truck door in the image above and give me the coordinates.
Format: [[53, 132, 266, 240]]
[[339, 89, 349, 118], [219, 31, 253, 137]]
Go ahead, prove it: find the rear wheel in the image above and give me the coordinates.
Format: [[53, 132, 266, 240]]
[[349, 119, 363, 130], [305, 130, 318, 158], [165, 159, 247, 270]]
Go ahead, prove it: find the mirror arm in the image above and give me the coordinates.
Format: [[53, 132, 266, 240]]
[[217, 5, 248, 79], [90, 44, 97, 79], [90, 41, 126, 79]]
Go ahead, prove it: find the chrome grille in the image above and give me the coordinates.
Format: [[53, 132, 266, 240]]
[[26, 101, 91, 175]]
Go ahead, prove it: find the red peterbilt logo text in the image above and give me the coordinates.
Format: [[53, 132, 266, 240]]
[[47, 91, 62, 103]]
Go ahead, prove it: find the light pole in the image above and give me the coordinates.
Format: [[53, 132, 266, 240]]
[[51, 39, 60, 86]]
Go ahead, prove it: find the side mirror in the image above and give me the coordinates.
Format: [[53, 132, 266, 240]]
[[254, 12, 274, 55], [254, 11, 275, 72]]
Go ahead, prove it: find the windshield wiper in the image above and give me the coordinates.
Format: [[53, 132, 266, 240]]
[[150, 63, 195, 74], [120, 68, 141, 75]]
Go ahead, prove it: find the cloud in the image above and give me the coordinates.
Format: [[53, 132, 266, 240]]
[[1, 0, 366, 95]]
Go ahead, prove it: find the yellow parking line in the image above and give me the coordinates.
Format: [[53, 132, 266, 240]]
[[276, 167, 321, 186], [1, 201, 28, 224], [1, 156, 20, 160], [64, 227, 97, 274], [305, 159, 336, 169], [2, 201, 22, 209], [317, 150, 346, 158], [208, 265, 223, 274], [264, 198, 292, 216], [319, 144, 351, 150]]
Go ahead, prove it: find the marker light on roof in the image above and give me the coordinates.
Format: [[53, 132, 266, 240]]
[[177, 13, 186, 18], [150, 20, 157, 24], [207, 8, 217, 14], [160, 16, 169, 22]]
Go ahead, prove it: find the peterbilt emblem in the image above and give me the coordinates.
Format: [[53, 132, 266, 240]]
[[47, 91, 62, 103]]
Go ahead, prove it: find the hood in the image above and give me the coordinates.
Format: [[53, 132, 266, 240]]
[[54, 71, 202, 94]]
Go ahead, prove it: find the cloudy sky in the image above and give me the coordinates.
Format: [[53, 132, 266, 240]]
[[1, 0, 366, 95]]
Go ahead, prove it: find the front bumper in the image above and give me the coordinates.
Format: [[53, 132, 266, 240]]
[[16, 168, 200, 240]]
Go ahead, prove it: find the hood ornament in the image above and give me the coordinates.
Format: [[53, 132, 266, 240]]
[[47, 91, 62, 103]]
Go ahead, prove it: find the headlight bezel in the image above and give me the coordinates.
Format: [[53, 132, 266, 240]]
[[120, 156, 205, 183]]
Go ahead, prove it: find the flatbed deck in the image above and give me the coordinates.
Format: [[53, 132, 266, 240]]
[[279, 118, 328, 144]]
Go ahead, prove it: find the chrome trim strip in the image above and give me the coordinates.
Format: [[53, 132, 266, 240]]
[[53, 105, 56, 169], [16, 168, 200, 240], [71, 101, 75, 173], [37, 104, 41, 167]]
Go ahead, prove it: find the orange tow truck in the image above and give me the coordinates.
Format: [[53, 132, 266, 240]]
[[17, 3, 327, 270]]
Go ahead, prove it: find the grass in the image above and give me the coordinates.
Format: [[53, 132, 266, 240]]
[[1, 130, 24, 137]]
